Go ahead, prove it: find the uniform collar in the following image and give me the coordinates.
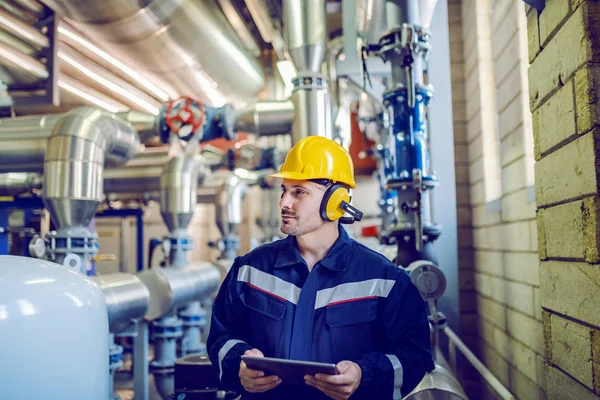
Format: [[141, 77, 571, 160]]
[[274, 225, 352, 271]]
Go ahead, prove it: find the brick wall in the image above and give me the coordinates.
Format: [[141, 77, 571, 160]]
[[528, 0, 600, 398], [450, 0, 543, 398]]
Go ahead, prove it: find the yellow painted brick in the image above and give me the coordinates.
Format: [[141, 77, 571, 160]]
[[527, 7, 541, 63], [504, 251, 540, 286], [469, 156, 484, 183], [539, 0, 570, 46], [500, 124, 527, 167], [498, 94, 526, 144], [506, 308, 545, 355], [546, 364, 598, 400], [475, 250, 504, 276], [492, 1, 520, 54], [453, 122, 468, 142], [505, 280, 536, 316], [458, 248, 475, 269], [473, 225, 503, 250], [581, 196, 600, 263], [456, 185, 471, 206], [528, 3, 600, 111], [453, 102, 468, 124], [454, 165, 470, 186], [494, 31, 524, 87], [532, 79, 576, 156], [510, 367, 546, 400], [496, 62, 525, 114], [535, 131, 598, 206], [592, 329, 600, 393], [550, 313, 594, 389], [534, 287, 542, 321], [454, 142, 469, 164], [543, 200, 584, 259], [457, 205, 472, 227], [530, 219, 539, 252], [536, 209, 548, 260], [470, 180, 486, 205], [502, 188, 536, 222], [477, 294, 507, 330], [468, 133, 483, 161], [540, 260, 600, 327], [482, 341, 510, 387], [457, 227, 474, 248], [480, 319, 538, 382], [574, 65, 600, 135], [472, 203, 501, 227], [502, 157, 530, 194], [504, 220, 535, 252], [536, 354, 547, 390]]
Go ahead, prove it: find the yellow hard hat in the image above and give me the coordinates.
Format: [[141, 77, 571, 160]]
[[270, 136, 356, 188]]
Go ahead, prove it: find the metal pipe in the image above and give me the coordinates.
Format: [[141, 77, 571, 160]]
[[116, 110, 160, 144], [58, 44, 163, 114], [442, 327, 515, 400], [0, 29, 37, 55], [12, 0, 44, 16], [136, 261, 221, 320], [160, 155, 205, 233], [49, 0, 265, 106], [0, 172, 41, 196], [43, 107, 140, 230], [0, 40, 47, 84], [0, 7, 48, 49], [92, 272, 150, 333], [234, 100, 295, 136], [283, 0, 327, 74]]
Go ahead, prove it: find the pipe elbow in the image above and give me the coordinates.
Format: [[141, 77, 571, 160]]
[[48, 107, 140, 167]]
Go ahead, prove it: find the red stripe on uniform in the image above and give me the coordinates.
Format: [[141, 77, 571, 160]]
[[326, 295, 378, 307], [246, 282, 287, 302]]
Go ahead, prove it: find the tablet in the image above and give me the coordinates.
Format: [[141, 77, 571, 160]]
[[241, 356, 339, 385]]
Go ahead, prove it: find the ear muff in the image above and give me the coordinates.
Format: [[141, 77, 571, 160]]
[[320, 184, 364, 223], [320, 184, 350, 222]]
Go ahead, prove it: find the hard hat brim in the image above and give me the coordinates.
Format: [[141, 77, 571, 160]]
[[269, 171, 356, 189]]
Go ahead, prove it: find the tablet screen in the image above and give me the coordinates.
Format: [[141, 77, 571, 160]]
[[241, 356, 339, 385]]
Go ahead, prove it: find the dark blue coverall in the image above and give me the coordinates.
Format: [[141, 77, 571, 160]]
[[207, 226, 434, 399]]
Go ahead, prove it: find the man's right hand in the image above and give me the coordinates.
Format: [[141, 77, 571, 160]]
[[239, 348, 282, 392]]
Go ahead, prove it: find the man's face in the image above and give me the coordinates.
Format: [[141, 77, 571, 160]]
[[279, 179, 326, 236]]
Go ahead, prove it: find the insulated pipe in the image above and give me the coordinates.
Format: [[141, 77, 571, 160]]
[[0, 172, 42, 196], [283, 0, 332, 143], [92, 273, 150, 333], [0, 112, 156, 174], [0, 40, 47, 84], [136, 262, 221, 320], [159, 155, 205, 233], [43, 107, 140, 230], [48, 0, 265, 105], [0, 7, 48, 49], [234, 101, 295, 136]]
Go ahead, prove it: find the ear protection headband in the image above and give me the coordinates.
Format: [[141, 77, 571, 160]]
[[319, 183, 364, 224]]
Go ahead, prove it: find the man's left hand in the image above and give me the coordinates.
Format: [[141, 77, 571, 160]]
[[304, 360, 362, 400]]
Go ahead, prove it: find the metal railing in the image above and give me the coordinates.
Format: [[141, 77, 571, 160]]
[[443, 326, 517, 400]]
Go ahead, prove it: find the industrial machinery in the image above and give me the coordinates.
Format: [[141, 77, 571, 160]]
[[0, 255, 110, 400]]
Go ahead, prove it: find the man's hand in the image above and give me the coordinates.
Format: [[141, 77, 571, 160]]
[[304, 360, 362, 399], [239, 348, 282, 392]]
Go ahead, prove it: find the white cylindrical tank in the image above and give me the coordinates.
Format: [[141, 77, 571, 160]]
[[0, 256, 109, 400]]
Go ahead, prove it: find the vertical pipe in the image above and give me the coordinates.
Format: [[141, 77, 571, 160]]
[[136, 211, 144, 272], [133, 320, 149, 400]]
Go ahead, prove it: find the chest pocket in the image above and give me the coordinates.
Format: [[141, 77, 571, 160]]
[[325, 298, 378, 362], [241, 287, 286, 355]]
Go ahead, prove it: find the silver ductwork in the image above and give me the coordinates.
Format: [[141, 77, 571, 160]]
[[283, 0, 327, 74], [137, 262, 221, 320], [235, 101, 295, 136], [160, 155, 205, 233], [46, 0, 265, 106], [43, 107, 140, 230], [0, 172, 42, 196], [92, 273, 150, 333], [283, 0, 332, 143]]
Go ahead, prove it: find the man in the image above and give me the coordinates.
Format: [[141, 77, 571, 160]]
[[207, 136, 433, 399]]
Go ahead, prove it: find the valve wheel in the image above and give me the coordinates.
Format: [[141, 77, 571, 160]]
[[165, 96, 206, 138]]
